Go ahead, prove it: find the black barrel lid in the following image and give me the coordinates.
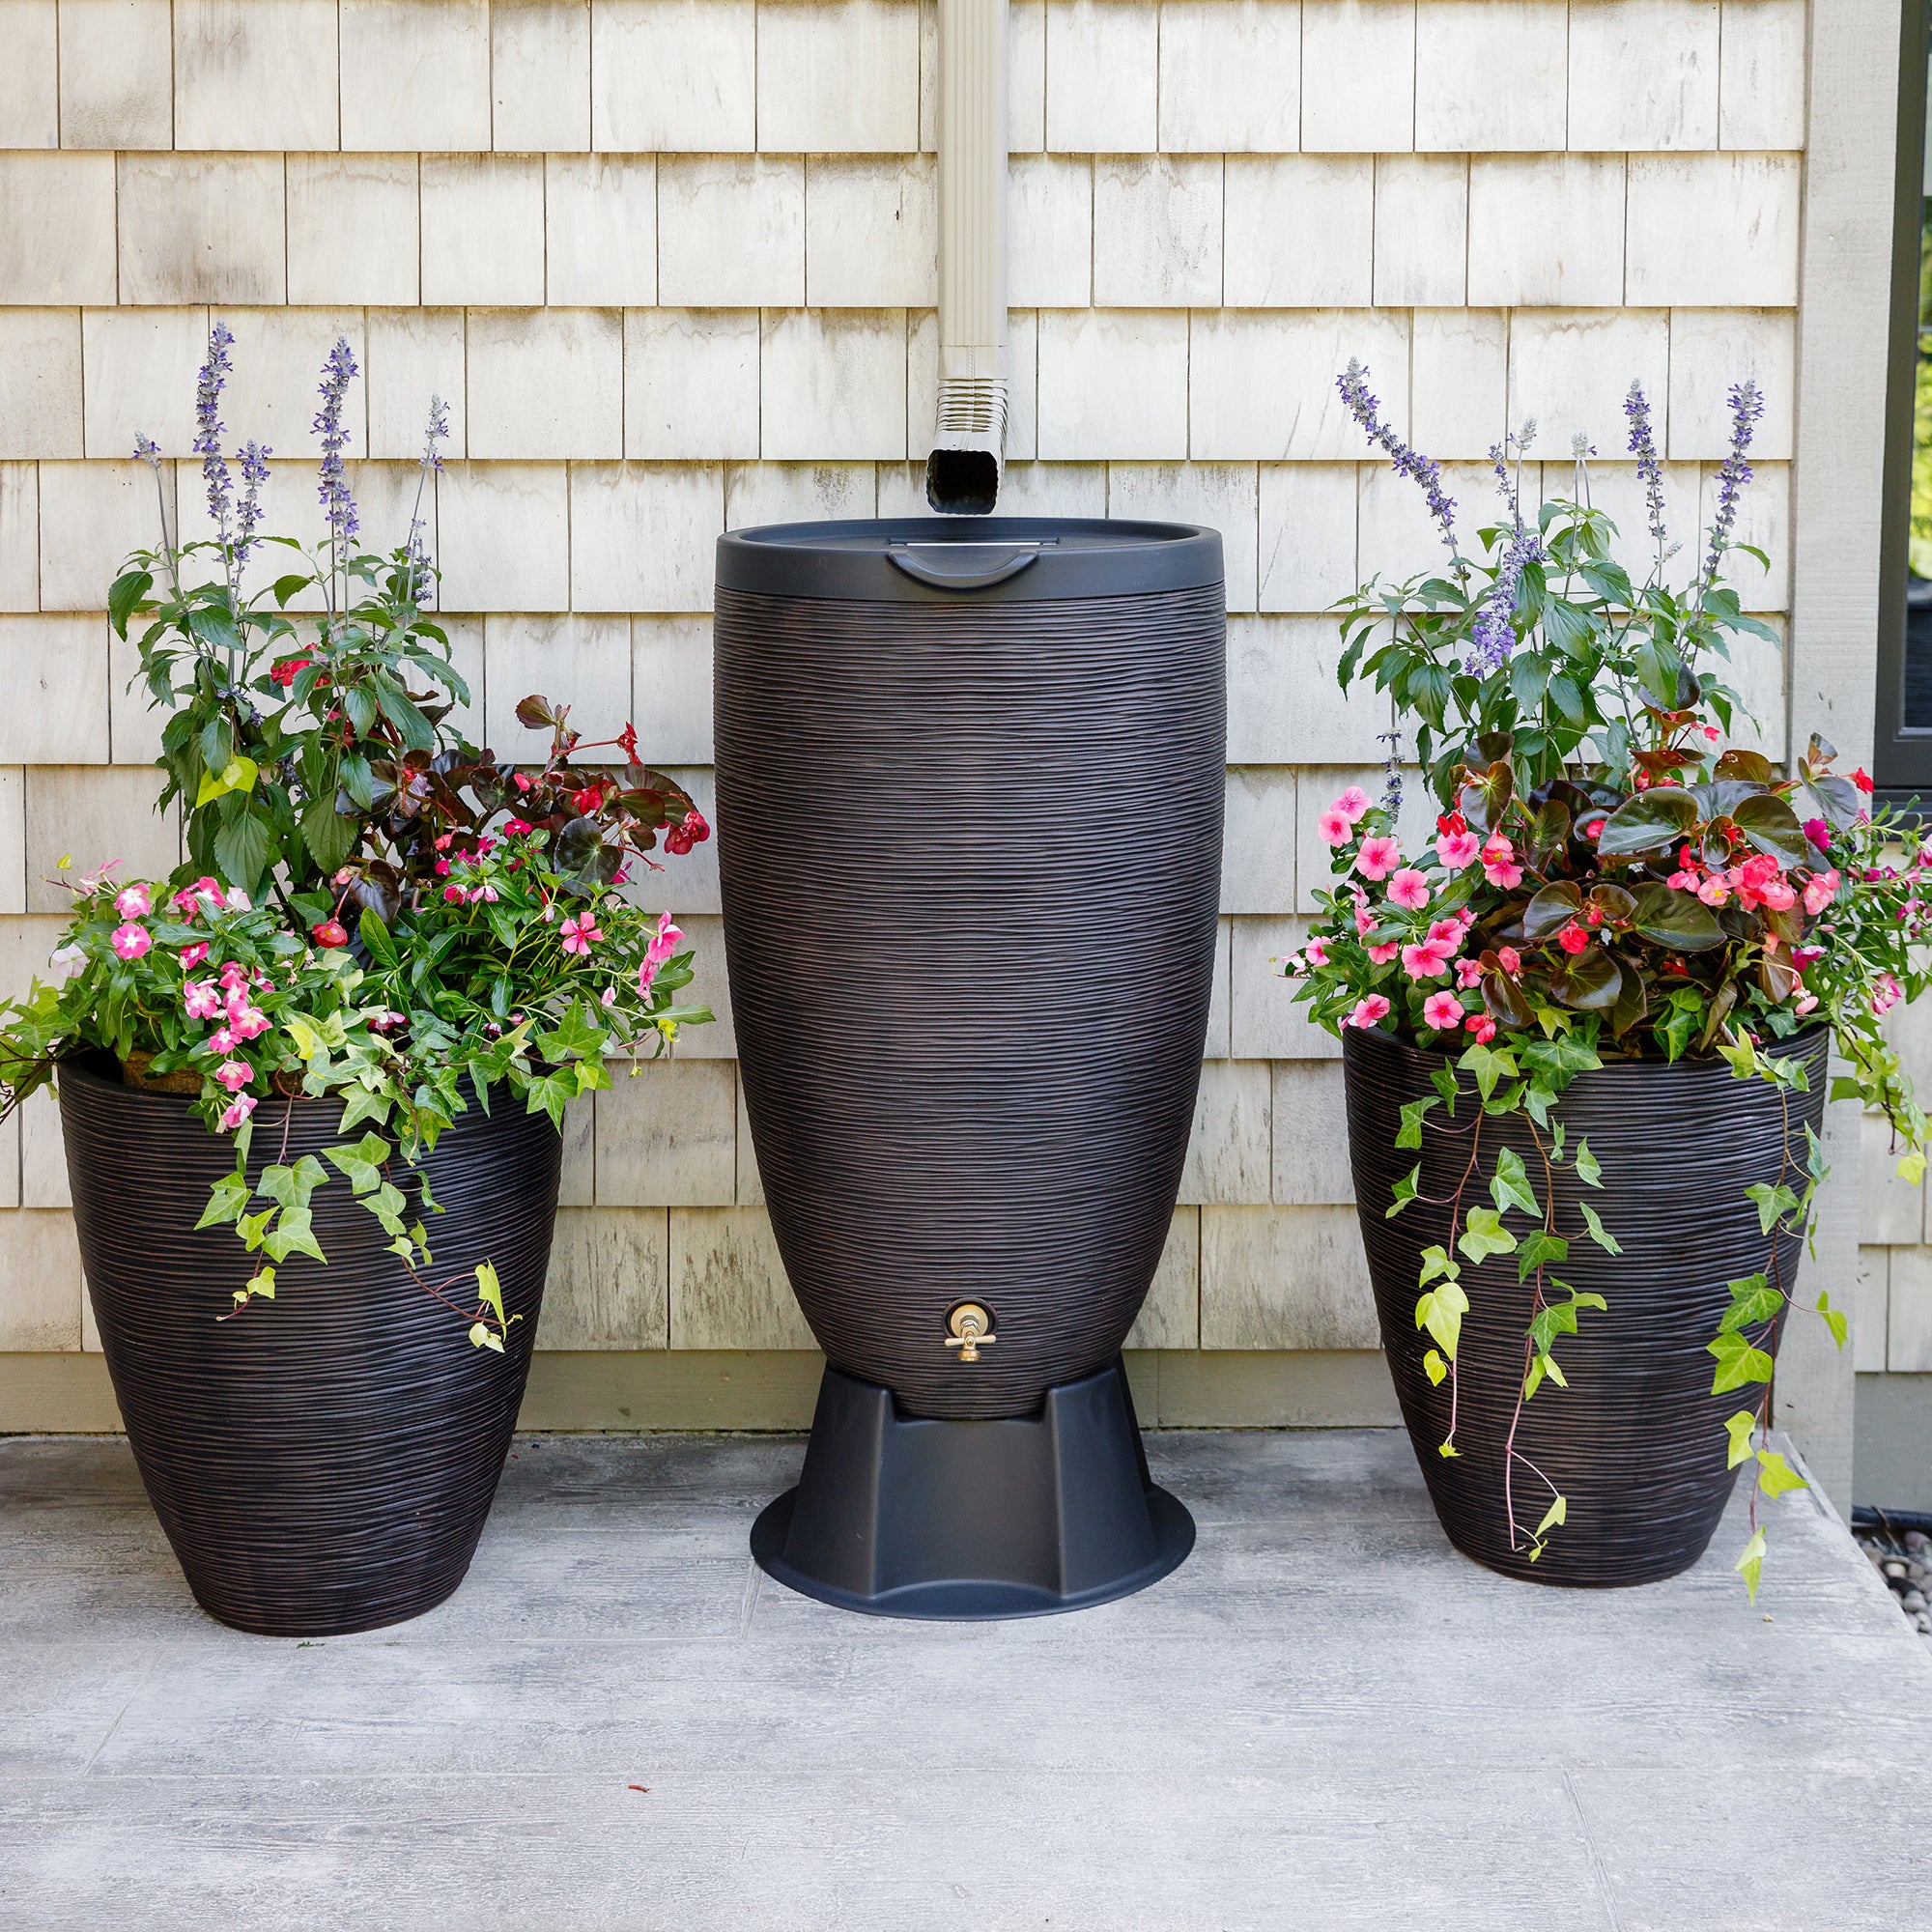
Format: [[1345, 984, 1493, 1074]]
[[716, 517, 1224, 603]]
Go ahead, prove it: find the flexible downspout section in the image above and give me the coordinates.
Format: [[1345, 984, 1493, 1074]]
[[924, 0, 1009, 514]]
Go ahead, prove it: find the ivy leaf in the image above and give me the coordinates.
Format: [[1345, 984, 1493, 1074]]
[[1573, 1137, 1603, 1187], [1577, 1200, 1621, 1254], [536, 999, 607, 1065], [1708, 1328, 1776, 1394], [1516, 1230, 1569, 1282], [1459, 1042, 1518, 1103], [1458, 1206, 1519, 1264], [475, 1260, 506, 1327], [194, 1171, 252, 1230], [1535, 1495, 1568, 1538], [262, 1204, 327, 1265], [1745, 1181, 1802, 1236], [1490, 1147, 1541, 1220], [335, 1085, 392, 1134], [1755, 1448, 1808, 1499], [1418, 1245, 1460, 1287], [1386, 1163, 1420, 1218], [1719, 1273, 1784, 1333], [1396, 1096, 1438, 1150], [1415, 1277, 1471, 1360], [1430, 1064, 1461, 1114], [1423, 1348, 1448, 1386], [1735, 1526, 1768, 1603], [325, 1133, 391, 1196], [469, 1321, 504, 1353], [1816, 1290, 1848, 1350], [1724, 1409, 1759, 1469]]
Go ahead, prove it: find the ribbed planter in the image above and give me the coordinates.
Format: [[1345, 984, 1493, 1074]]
[[1344, 1023, 1829, 1587], [60, 1056, 561, 1635]]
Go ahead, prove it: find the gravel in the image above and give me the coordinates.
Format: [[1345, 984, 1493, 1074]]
[[1858, 1525, 1932, 1641]]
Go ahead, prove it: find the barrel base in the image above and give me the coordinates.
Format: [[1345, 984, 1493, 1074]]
[[751, 1360, 1195, 1620]]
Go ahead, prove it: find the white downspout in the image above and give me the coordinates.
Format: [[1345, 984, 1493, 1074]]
[[925, 0, 1009, 515]]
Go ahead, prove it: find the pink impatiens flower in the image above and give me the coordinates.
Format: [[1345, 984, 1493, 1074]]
[[111, 923, 151, 961], [1335, 786, 1372, 824], [560, 913, 602, 957], [1464, 1014, 1497, 1042], [1317, 808, 1353, 847], [1481, 836, 1523, 890], [113, 884, 151, 919], [1435, 830, 1480, 870], [183, 980, 221, 1020], [213, 1059, 252, 1093], [1401, 941, 1454, 981], [1422, 991, 1465, 1031], [1496, 947, 1521, 977], [1354, 837, 1402, 881], [219, 1094, 256, 1132], [1347, 994, 1392, 1029], [1803, 868, 1841, 916], [1387, 868, 1431, 911]]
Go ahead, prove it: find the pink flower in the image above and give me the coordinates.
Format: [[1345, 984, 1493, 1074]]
[[1352, 896, 1375, 937], [504, 817, 532, 837], [1481, 836, 1523, 889], [1455, 956, 1484, 989], [638, 957, 661, 995], [1317, 808, 1353, 847], [229, 1007, 269, 1041], [179, 942, 209, 969], [442, 884, 465, 903], [113, 884, 151, 919], [1464, 1014, 1497, 1043], [1387, 868, 1431, 911], [110, 923, 151, 961], [1426, 917, 1463, 949], [601, 984, 618, 1008], [1279, 952, 1306, 978], [311, 920, 349, 948], [468, 884, 499, 904], [1557, 923, 1590, 955], [1422, 991, 1465, 1031], [213, 1059, 252, 1093], [218, 1094, 256, 1132], [1347, 995, 1392, 1029], [1401, 941, 1454, 981], [1435, 830, 1480, 870], [183, 980, 221, 1020], [434, 859, 452, 877], [1354, 837, 1402, 881], [1873, 974, 1904, 1016], [1696, 876, 1731, 907], [1366, 942, 1401, 965], [1758, 878, 1796, 912], [560, 913, 602, 957], [1335, 786, 1372, 824], [1804, 869, 1841, 916], [1794, 991, 1819, 1015], [1803, 818, 1832, 855], [644, 913, 684, 966], [1497, 947, 1521, 977], [207, 1026, 236, 1055]]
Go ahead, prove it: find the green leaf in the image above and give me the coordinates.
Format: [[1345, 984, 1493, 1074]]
[[1573, 1137, 1603, 1187], [262, 1204, 326, 1265], [1459, 1042, 1517, 1103], [1816, 1290, 1848, 1350], [1577, 1200, 1621, 1254], [334, 1085, 392, 1134], [1516, 1230, 1569, 1282], [1418, 1245, 1460, 1287], [469, 1320, 504, 1352], [1596, 786, 1701, 856], [1386, 1164, 1420, 1218], [1430, 1064, 1461, 1114], [194, 1171, 252, 1230], [1415, 1276, 1470, 1360], [1490, 1147, 1541, 1219], [475, 1260, 506, 1326], [357, 910, 398, 968], [1708, 1328, 1776, 1394], [1723, 1409, 1759, 1469], [1458, 1206, 1519, 1264], [1423, 1348, 1448, 1386], [1629, 882, 1726, 952], [1535, 1495, 1568, 1538], [1734, 1526, 1767, 1603], [300, 795, 357, 874], [1719, 1273, 1784, 1333], [1745, 1181, 1802, 1236], [108, 568, 154, 637], [1731, 792, 1810, 869], [1396, 1096, 1439, 1150], [1548, 944, 1622, 1012], [213, 808, 273, 896], [1755, 1448, 1808, 1498], [536, 999, 607, 1066], [324, 1133, 391, 1196]]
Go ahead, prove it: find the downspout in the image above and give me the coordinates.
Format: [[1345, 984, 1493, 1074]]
[[924, 0, 1009, 515]]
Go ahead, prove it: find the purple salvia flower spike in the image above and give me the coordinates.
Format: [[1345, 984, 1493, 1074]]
[[1624, 379, 1668, 561], [1701, 379, 1763, 598], [234, 440, 271, 565], [194, 322, 236, 543], [314, 336, 362, 581], [1337, 359, 1460, 560]]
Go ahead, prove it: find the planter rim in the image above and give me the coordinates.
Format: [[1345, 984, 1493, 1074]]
[[1345, 1019, 1830, 1079]]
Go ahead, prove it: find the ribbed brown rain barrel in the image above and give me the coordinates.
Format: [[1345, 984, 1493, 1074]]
[[715, 519, 1224, 1618]]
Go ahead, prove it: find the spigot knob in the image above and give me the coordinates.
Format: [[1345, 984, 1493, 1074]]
[[944, 1301, 997, 1364]]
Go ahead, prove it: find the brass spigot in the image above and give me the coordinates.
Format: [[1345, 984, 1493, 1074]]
[[944, 1302, 997, 1364]]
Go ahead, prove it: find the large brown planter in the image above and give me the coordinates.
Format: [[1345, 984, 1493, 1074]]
[[1344, 1023, 1829, 1586], [61, 1056, 561, 1635]]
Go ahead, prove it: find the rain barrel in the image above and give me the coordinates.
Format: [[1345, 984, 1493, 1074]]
[[714, 518, 1224, 1617]]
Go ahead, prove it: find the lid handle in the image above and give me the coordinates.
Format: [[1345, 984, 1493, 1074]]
[[886, 542, 1042, 590]]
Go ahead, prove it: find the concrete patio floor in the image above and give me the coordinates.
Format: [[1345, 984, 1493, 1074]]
[[1, 1427, 1927, 1931]]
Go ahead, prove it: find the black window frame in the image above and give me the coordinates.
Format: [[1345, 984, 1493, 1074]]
[[1877, 0, 1932, 805]]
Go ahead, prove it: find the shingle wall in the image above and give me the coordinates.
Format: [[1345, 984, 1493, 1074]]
[[0, 0, 1842, 1406]]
